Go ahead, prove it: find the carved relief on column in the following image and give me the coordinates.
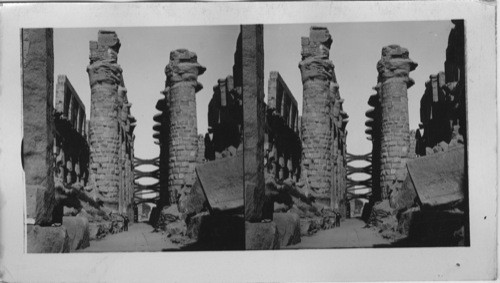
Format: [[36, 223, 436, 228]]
[[164, 49, 206, 204], [376, 45, 417, 199], [87, 30, 124, 210], [299, 27, 335, 204]]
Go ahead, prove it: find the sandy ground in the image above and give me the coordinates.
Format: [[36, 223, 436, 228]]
[[285, 218, 391, 249], [77, 223, 180, 252], [78, 218, 389, 252]]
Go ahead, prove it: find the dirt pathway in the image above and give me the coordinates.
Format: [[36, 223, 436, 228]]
[[77, 223, 181, 252], [285, 218, 391, 249]]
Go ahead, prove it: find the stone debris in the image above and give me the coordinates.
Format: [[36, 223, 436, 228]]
[[27, 224, 70, 253], [62, 216, 90, 251], [299, 27, 349, 213], [22, 21, 467, 251]]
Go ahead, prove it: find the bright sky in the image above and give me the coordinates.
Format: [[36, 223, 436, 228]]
[[54, 21, 453, 160]]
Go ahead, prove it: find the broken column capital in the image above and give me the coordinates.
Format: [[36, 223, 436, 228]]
[[299, 57, 335, 83], [376, 45, 418, 87], [89, 30, 121, 64], [165, 49, 206, 91], [87, 31, 123, 88]]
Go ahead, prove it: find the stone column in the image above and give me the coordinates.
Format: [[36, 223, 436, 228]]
[[164, 49, 206, 205], [22, 28, 57, 225], [376, 45, 417, 199], [299, 26, 334, 204], [241, 25, 267, 222], [87, 30, 123, 210]]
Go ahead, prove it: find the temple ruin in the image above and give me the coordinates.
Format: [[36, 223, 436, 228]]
[[22, 21, 467, 252], [364, 20, 467, 246], [299, 27, 349, 215], [86, 31, 136, 217], [23, 29, 136, 253]]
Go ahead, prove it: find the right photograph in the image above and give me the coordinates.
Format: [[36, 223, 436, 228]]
[[244, 20, 468, 249]]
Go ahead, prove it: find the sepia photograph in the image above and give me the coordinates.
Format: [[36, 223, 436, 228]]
[[1, 1, 496, 281]]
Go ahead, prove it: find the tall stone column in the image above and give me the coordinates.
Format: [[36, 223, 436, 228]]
[[376, 45, 417, 199], [22, 28, 57, 225], [164, 49, 206, 205], [241, 25, 266, 222], [87, 30, 123, 210], [299, 26, 335, 203]]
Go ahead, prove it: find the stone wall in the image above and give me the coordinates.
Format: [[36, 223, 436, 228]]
[[376, 45, 417, 199], [87, 30, 135, 215], [164, 49, 206, 205], [53, 75, 90, 222], [419, 20, 466, 151], [205, 75, 242, 160], [266, 71, 301, 182], [22, 28, 56, 225]]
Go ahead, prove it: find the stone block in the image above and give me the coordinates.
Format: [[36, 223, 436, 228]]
[[407, 146, 465, 207], [245, 221, 280, 250], [196, 156, 243, 213], [165, 221, 187, 236], [27, 224, 70, 253], [62, 216, 90, 251], [273, 212, 301, 247], [187, 212, 244, 250], [22, 28, 56, 225], [390, 173, 417, 211]]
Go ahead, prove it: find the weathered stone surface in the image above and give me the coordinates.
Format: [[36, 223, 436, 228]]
[[22, 28, 56, 225], [273, 213, 301, 247], [88, 222, 108, 240], [397, 206, 421, 237], [389, 173, 418, 211], [27, 224, 70, 253], [186, 212, 244, 250], [164, 49, 205, 205], [245, 221, 280, 250], [407, 146, 464, 207], [376, 44, 417, 199], [62, 216, 90, 251], [87, 30, 122, 207], [165, 221, 187, 237], [178, 177, 207, 217], [241, 25, 267, 222], [195, 156, 243, 212], [299, 26, 348, 214], [266, 71, 301, 183]]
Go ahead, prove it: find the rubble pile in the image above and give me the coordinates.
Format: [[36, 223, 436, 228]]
[[267, 175, 341, 237], [368, 145, 466, 246]]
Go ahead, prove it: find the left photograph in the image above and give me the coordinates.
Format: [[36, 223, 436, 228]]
[[22, 27, 245, 252]]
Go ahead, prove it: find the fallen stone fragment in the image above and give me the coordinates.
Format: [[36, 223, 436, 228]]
[[273, 213, 301, 247], [407, 145, 465, 208], [195, 156, 243, 213], [245, 221, 280, 250], [27, 224, 70, 253], [62, 216, 90, 251]]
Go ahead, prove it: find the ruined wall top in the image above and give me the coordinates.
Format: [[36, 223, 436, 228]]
[[164, 49, 206, 91], [299, 26, 335, 83], [376, 45, 418, 87], [301, 26, 332, 60], [89, 30, 121, 64]]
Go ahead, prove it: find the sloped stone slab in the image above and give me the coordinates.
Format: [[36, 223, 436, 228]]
[[407, 145, 465, 207], [195, 156, 243, 213]]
